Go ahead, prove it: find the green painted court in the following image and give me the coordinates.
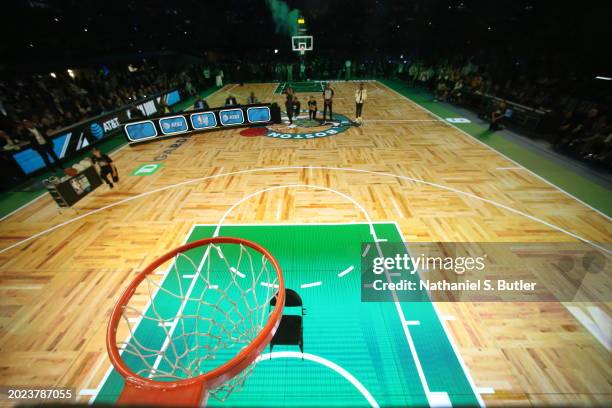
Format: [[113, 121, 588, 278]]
[[95, 223, 481, 407], [275, 81, 325, 94]]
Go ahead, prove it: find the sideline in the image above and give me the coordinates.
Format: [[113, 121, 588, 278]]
[[0, 84, 226, 221], [379, 79, 612, 219], [1, 166, 609, 256]]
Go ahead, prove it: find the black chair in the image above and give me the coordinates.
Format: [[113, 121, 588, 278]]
[[269, 288, 305, 354]]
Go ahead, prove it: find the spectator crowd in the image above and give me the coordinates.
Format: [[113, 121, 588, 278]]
[[0, 64, 209, 138], [1, 53, 611, 180], [401, 56, 612, 169]]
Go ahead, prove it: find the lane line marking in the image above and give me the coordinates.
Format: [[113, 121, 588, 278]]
[[338, 265, 354, 277], [300, 281, 322, 289], [212, 185, 460, 406], [150, 246, 211, 376], [258, 352, 379, 408], [371, 231, 441, 406], [79, 389, 97, 396], [429, 391, 452, 407], [400, 232, 485, 407]]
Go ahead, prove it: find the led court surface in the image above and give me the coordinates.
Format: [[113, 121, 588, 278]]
[[94, 223, 480, 408]]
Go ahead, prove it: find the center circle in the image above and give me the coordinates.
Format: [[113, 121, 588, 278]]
[[266, 110, 353, 139]]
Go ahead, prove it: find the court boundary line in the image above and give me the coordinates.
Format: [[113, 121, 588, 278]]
[[258, 351, 379, 408], [0, 83, 235, 223], [2, 166, 608, 256], [377, 81, 612, 222], [0, 142, 129, 223]]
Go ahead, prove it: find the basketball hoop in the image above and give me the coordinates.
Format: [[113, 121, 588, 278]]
[[106, 237, 285, 407], [292, 35, 313, 56]]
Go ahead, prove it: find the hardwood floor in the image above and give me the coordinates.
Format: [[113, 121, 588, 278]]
[[0, 81, 610, 406]]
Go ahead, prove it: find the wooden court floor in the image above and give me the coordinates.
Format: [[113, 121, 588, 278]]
[[0, 81, 610, 407]]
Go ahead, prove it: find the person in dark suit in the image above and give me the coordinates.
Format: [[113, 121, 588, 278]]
[[284, 91, 294, 124], [194, 96, 210, 110], [246, 92, 258, 104], [22, 119, 63, 170], [293, 96, 301, 118], [489, 101, 507, 131], [308, 96, 317, 120], [129, 106, 144, 119], [91, 147, 118, 188], [225, 95, 238, 106], [322, 83, 334, 121]]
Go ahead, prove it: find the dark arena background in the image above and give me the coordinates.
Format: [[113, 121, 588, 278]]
[[0, 1, 610, 408]]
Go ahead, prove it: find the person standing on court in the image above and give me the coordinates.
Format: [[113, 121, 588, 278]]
[[285, 89, 295, 125], [308, 96, 317, 120], [322, 83, 334, 122], [91, 147, 118, 189], [225, 95, 238, 106], [293, 96, 301, 118], [247, 92, 258, 104], [194, 96, 209, 110], [355, 82, 367, 124]]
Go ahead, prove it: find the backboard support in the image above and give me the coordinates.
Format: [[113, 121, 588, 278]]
[[291, 35, 313, 56]]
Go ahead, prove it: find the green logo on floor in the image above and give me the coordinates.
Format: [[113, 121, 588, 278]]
[[266, 111, 353, 140], [131, 163, 163, 176]]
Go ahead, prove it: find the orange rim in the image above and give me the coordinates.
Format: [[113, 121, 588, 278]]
[[106, 236, 285, 393]]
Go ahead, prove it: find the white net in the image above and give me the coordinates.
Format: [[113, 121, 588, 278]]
[[116, 242, 280, 401]]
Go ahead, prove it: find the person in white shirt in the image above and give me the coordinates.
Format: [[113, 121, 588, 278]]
[[215, 69, 224, 87], [355, 82, 367, 123]]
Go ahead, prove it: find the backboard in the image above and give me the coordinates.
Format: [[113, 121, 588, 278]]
[[291, 35, 313, 55]]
